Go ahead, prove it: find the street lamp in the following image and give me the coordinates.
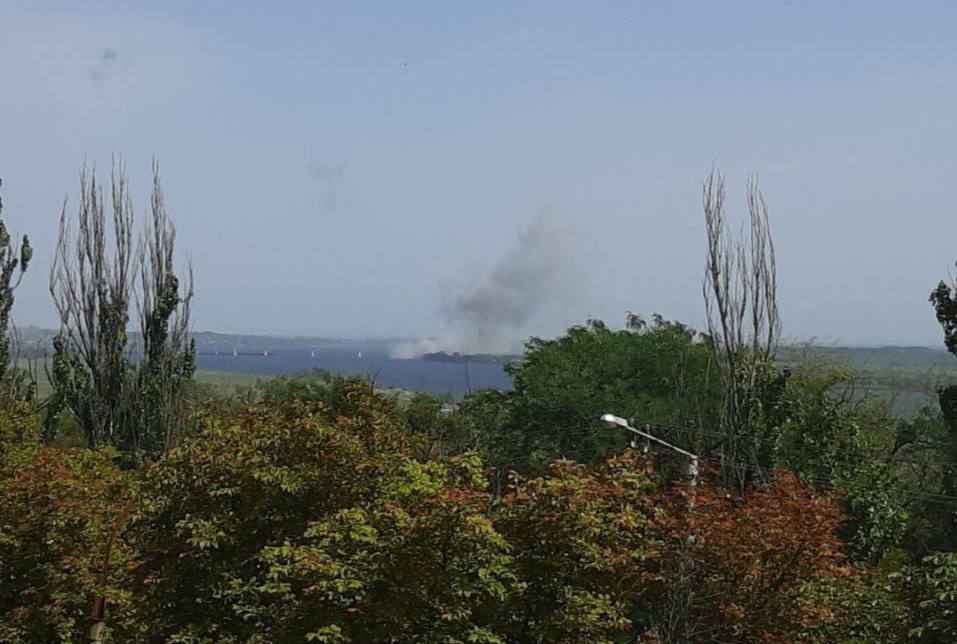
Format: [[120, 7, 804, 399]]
[[599, 413, 699, 485]]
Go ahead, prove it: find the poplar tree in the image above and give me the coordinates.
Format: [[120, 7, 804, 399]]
[[0, 178, 33, 395]]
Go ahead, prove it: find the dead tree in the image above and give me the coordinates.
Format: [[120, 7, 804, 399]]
[[702, 169, 781, 490]]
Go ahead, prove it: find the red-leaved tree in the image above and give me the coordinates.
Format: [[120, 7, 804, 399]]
[[650, 472, 850, 643]]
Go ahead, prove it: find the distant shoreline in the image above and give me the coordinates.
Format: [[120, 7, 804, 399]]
[[420, 351, 518, 365]]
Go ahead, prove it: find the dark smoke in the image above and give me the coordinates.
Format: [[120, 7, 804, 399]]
[[89, 48, 119, 82], [446, 212, 583, 352], [308, 159, 346, 209]]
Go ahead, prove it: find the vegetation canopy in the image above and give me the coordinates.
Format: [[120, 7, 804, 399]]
[[0, 163, 955, 643]]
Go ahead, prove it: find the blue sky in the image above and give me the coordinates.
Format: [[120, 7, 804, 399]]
[[1, 1, 956, 346]]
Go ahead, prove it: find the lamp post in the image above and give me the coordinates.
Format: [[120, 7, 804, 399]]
[[600, 413, 699, 487]]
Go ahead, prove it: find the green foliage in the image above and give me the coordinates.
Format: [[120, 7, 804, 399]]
[[0, 400, 40, 453], [497, 314, 721, 470], [0, 178, 33, 395], [782, 374, 905, 560], [0, 444, 137, 643], [469, 314, 913, 564], [47, 163, 196, 464], [247, 372, 481, 461], [47, 331, 129, 451], [249, 371, 400, 420], [768, 367, 857, 483], [401, 391, 479, 459], [930, 263, 957, 358], [256, 454, 515, 642], [800, 571, 910, 643], [889, 410, 954, 555], [132, 271, 197, 460], [493, 451, 660, 642], [901, 265, 957, 554], [252, 368, 337, 407], [128, 384, 514, 642], [49, 315, 197, 465], [895, 553, 957, 642], [839, 459, 909, 564]]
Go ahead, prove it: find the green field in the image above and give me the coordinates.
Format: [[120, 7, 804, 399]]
[[26, 363, 265, 399]]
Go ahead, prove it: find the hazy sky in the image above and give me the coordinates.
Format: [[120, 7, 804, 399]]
[[2, 1, 956, 347]]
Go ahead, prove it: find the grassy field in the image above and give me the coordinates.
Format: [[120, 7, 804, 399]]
[[27, 364, 266, 399], [194, 370, 263, 390]]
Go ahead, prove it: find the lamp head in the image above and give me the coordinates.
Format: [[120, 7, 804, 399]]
[[601, 413, 627, 429]]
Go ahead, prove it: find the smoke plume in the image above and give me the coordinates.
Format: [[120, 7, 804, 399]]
[[396, 213, 582, 361], [89, 48, 119, 82], [447, 212, 582, 350], [392, 211, 585, 358]]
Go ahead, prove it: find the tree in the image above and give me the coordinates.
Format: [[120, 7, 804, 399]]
[[1, 377, 892, 642], [492, 451, 661, 642], [48, 159, 194, 463], [489, 314, 721, 473], [254, 453, 514, 643], [930, 263, 957, 358], [702, 169, 781, 489], [769, 365, 907, 563], [129, 385, 514, 642], [128, 160, 195, 459], [0, 443, 137, 642], [48, 162, 134, 450], [928, 262, 957, 548], [651, 473, 850, 643], [890, 407, 957, 556], [894, 552, 957, 642], [0, 178, 33, 398], [797, 570, 910, 643], [400, 390, 479, 459]]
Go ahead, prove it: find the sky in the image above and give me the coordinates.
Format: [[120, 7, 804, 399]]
[[1, 1, 956, 348]]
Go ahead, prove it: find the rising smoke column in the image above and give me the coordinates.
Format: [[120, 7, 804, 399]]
[[446, 212, 583, 353]]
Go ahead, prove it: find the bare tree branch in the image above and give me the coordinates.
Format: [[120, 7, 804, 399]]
[[47, 157, 195, 460], [702, 169, 781, 489]]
